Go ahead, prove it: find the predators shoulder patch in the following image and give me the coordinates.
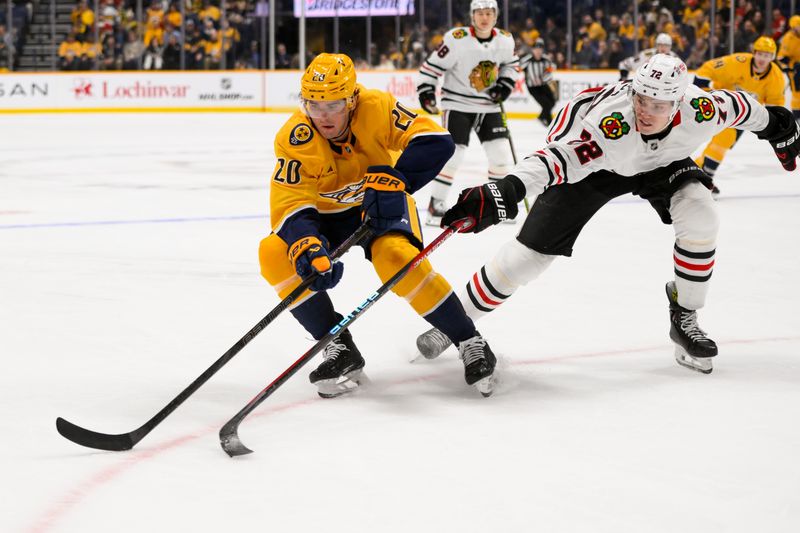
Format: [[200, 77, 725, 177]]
[[452, 28, 468, 39], [690, 97, 716, 122], [289, 123, 313, 145], [599, 112, 630, 139]]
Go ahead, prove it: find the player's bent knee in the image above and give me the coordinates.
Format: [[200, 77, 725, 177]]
[[671, 182, 719, 245], [259, 233, 304, 298], [491, 239, 556, 287], [371, 234, 453, 314], [483, 138, 513, 174], [441, 144, 468, 174]]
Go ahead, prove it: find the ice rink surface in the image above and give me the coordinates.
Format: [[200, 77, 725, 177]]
[[2, 111, 799, 533]]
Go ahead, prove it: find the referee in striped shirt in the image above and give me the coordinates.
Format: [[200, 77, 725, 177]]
[[519, 38, 558, 126]]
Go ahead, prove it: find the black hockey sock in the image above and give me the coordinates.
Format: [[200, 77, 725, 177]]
[[423, 293, 477, 345]]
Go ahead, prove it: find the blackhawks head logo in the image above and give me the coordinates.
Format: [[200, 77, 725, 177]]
[[452, 28, 468, 39], [690, 97, 715, 122], [469, 60, 499, 92], [599, 112, 630, 139]]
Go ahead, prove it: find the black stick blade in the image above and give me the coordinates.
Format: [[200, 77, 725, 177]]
[[56, 417, 138, 451], [219, 423, 252, 457]]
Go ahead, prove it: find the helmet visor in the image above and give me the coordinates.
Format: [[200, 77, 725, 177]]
[[633, 92, 676, 117], [303, 98, 348, 118]]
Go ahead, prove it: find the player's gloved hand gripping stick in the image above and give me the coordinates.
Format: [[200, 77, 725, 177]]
[[55, 223, 373, 452]]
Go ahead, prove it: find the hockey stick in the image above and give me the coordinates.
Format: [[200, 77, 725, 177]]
[[55, 223, 373, 452], [499, 101, 530, 213], [219, 218, 474, 457]]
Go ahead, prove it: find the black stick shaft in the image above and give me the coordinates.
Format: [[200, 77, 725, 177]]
[[499, 101, 529, 213], [219, 220, 469, 456], [56, 224, 373, 451]]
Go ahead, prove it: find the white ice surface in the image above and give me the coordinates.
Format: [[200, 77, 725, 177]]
[[1, 112, 799, 533]]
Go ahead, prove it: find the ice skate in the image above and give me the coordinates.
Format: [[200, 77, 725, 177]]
[[425, 197, 447, 227], [309, 329, 367, 398], [416, 327, 453, 359], [665, 282, 717, 374], [458, 333, 496, 397]]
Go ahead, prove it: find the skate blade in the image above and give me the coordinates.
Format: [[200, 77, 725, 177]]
[[316, 369, 367, 398], [474, 375, 495, 397], [674, 347, 713, 374]]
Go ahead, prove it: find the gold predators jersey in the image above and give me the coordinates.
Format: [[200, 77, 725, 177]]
[[778, 30, 800, 68], [270, 85, 449, 235], [693, 53, 785, 105]]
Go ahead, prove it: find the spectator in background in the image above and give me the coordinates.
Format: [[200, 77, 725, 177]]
[[245, 40, 260, 69], [80, 32, 101, 69], [58, 32, 82, 70], [185, 21, 205, 69], [375, 53, 395, 70], [220, 18, 240, 67], [735, 19, 758, 52], [573, 33, 596, 69], [520, 18, 539, 48], [686, 36, 709, 69], [100, 34, 121, 70], [162, 31, 182, 69], [143, 34, 163, 70], [606, 38, 625, 70], [121, 29, 143, 70], [0, 24, 14, 70], [70, 1, 94, 42], [275, 42, 290, 69], [199, 0, 221, 24], [772, 9, 786, 40], [166, 2, 182, 29], [144, 0, 165, 48]]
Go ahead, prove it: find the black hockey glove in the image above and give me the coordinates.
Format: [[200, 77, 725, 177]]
[[361, 165, 410, 232], [756, 106, 800, 171], [619, 69, 629, 80], [486, 77, 515, 103], [418, 85, 440, 115], [289, 235, 343, 292], [441, 176, 526, 233]]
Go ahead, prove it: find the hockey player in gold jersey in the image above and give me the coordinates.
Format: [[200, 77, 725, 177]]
[[260, 53, 497, 397], [778, 16, 800, 122], [694, 36, 785, 193]]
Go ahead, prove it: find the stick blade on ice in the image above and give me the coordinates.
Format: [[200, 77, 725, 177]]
[[219, 423, 253, 457], [56, 417, 138, 451]]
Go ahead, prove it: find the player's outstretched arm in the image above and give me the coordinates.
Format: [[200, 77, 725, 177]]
[[755, 105, 800, 171]]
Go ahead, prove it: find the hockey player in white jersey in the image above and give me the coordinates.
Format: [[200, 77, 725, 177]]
[[416, 0, 519, 226], [416, 54, 800, 376], [619, 33, 677, 80]]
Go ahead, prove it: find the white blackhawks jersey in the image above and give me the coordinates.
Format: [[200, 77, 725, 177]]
[[417, 26, 519, 113], [619, 48, 679, 78], [512, 82, 769, 197]]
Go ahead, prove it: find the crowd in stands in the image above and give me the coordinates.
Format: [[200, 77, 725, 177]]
[[42, 0, 800, 72], [58, 0, 260, 70], [0, 1, 32, 71]]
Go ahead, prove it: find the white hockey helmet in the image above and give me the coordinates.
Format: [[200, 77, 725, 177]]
[[655, 33, 672, 47], [632, 54, 689, 102], [470, 0, 498, 12]]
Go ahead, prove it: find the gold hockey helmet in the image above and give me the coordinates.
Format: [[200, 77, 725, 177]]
[[301, 53, 357, 109], [790, 15, 800, 29], [753, 36, 777, 57]]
